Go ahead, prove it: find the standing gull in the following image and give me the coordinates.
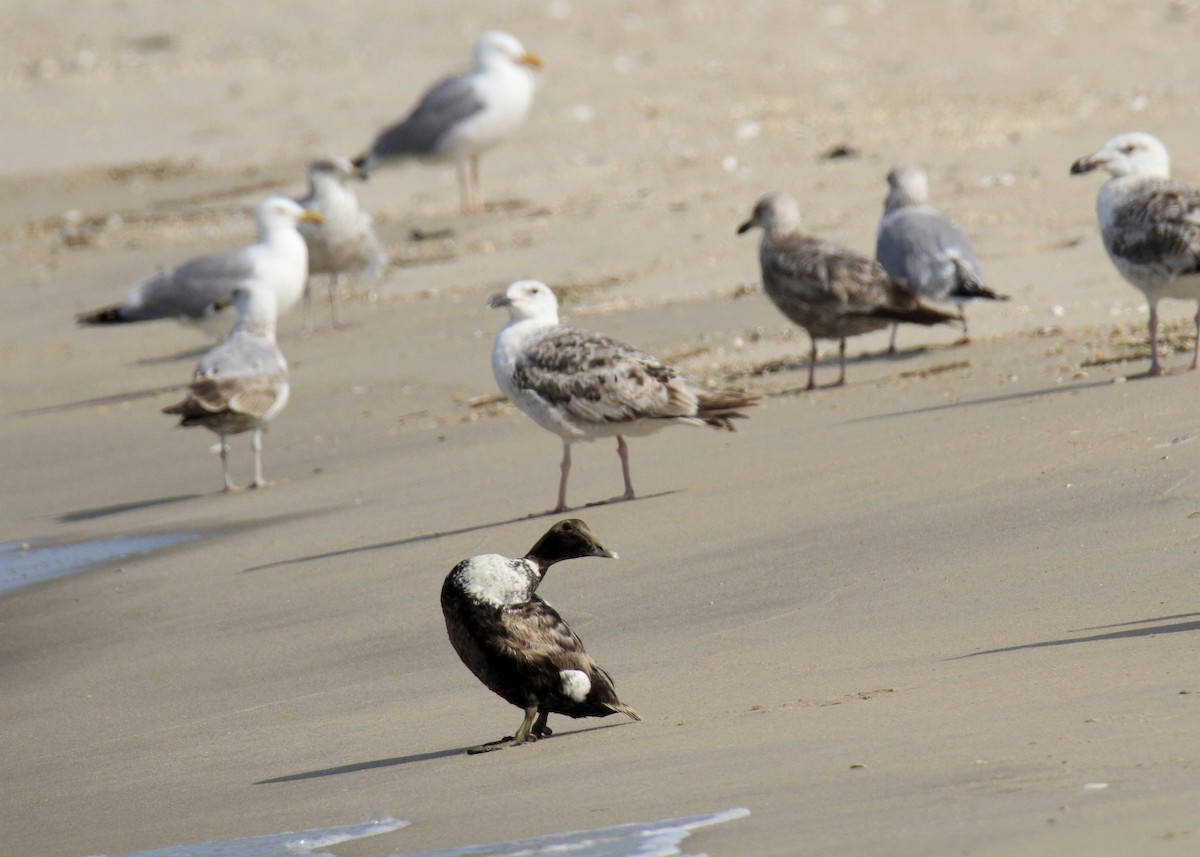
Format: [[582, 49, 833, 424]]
[[162, 284, 290, 493], [875, 163, 1009, 351], [353, 31, 542, 214], [490, 280, 759, 513], [77, 197, 321, 338], [1071, 132, 1200, 376], [441, 518, 639, 754], [295, 156, 387, 332], [738, 192, 957, 390]]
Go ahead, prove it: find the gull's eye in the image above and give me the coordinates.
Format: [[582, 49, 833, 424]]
[[1120, 144, 1137, 154]]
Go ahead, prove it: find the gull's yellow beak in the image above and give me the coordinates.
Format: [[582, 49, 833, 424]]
[[518, 52, 544, 69], [298, 210, 324, 225]]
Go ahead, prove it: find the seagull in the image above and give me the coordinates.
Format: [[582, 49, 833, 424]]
[[489, 280, 760, 513], [353, 31, 542, 214], [1071, 132, 1200, 376], [875, 163, 1009, 351], [77, 197, 321, 338], [161, 284, 289, 493], [737, 192, 958, 390], [440, 518, 640, 754], [295, 156, 387, 332]]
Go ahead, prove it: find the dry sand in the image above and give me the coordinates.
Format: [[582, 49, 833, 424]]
[[3, 2, 1200, 855]]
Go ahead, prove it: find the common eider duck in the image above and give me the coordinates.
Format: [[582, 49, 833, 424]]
[[737, 192, 957, 389], [440, 519, 640, 754], [489, 279, 760, 513], [875, 163, 1008, 351], [161, 284, 290, 493], [1070, 132, 1200, 376]]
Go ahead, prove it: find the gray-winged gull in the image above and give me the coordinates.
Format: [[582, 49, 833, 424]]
[[1071, 131, 1200, 376], [77, 197, 321, 338], [489, 280, 759, 513], [440, 518, 639, 754], [295, 156, 387, 332], [737, 192, 958, 390], [162, 284, 290, 492], [353, 31, 542, 214], [875, 163, 1009, 351]]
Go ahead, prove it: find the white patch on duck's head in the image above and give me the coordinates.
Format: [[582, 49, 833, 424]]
[[456, 554, 537, 607], [559, 669, 592, 702]]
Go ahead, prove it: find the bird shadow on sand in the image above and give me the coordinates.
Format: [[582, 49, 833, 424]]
[[58, 493, 203, 523], [949, 611, 1200, 659], [239, 490, 681, 574], [134, 345, 211, 366], [736, 343, 958, 396], [16, 382, 184, 416], [845, 376, 1125, 423], [253, 722, 630, 784]]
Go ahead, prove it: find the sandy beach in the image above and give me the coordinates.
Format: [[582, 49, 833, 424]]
[[4, 2, 1200, 855]]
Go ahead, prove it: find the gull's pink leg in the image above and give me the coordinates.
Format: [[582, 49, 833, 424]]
[[469, 155, 483, 213], [555, 441, 571, 513], [1191, 303, 1200, 371], [616, 435, 635, 501], [250, 428, 275, 490], [1148, 301, 1165, 376], [456, 162, 471, 214], [328, 273, 343, 329], [301, 280, 315, 335], [955, 306, 971, 345], [219, 436, 243, 494]]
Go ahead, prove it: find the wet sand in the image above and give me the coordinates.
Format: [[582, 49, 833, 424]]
[[3, 2, 1200, 855]]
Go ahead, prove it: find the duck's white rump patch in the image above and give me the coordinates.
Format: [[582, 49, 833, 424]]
[[559, 669, 591, 702]]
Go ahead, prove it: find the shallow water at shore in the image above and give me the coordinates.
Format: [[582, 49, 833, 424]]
[[0, 532, 202, 595], [95, 810, 747, 857]]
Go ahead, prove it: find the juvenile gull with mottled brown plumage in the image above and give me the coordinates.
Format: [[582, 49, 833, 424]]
[[162, 284, 289, 493], [489, 280, 759, 513], [441, 518, 638, 754], [1071, 132, 1200, 377], [738, 191, 958, 390]]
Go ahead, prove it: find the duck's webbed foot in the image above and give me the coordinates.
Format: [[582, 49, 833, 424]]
[[467, 734, 530, 754], [467, 704, 543, 755]]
